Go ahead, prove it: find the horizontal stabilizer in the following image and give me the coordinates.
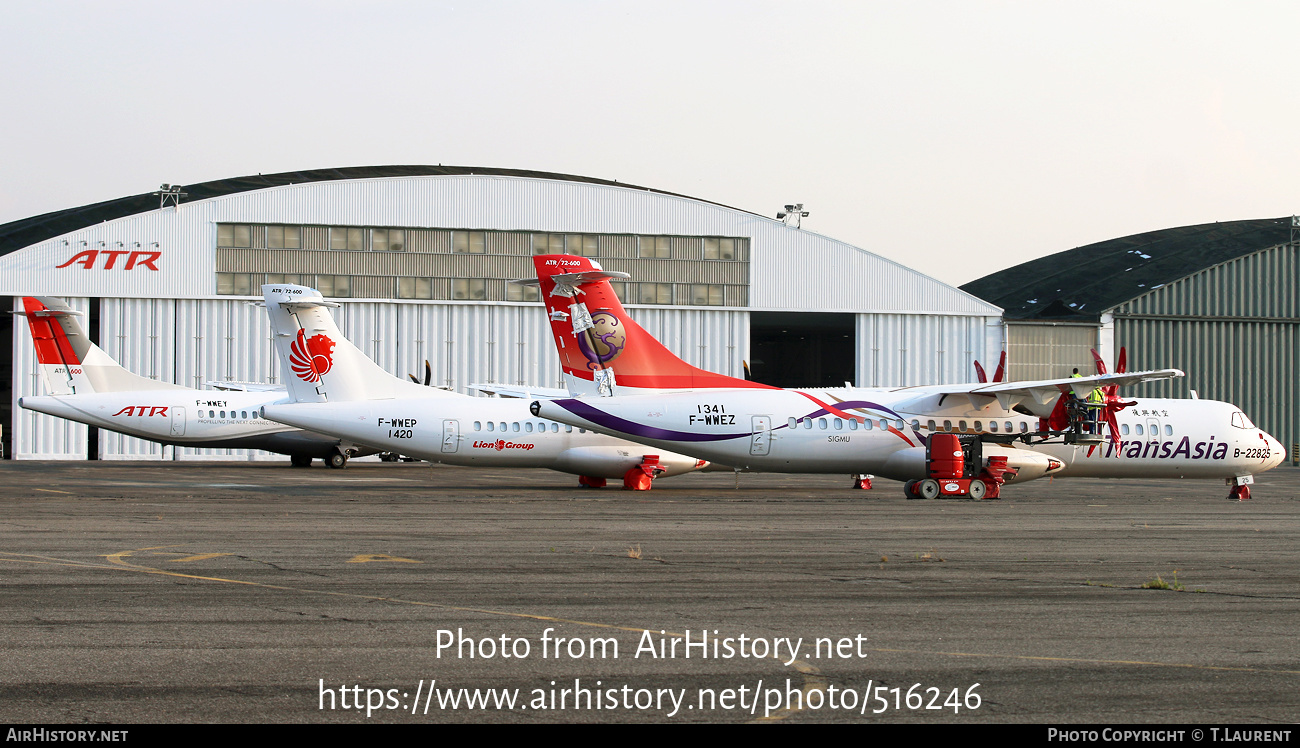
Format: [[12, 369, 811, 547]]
[[470, 383, 573, 400]]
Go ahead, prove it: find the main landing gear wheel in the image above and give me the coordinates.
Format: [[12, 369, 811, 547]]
[[968, 479, 987, 500], [904, 479, 921, 499], [918, 479, 941, 500], [327, 451, 348, 469], [290, 454, 313, 468]]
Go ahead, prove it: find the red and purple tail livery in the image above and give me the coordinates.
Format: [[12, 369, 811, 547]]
[[533, 255, 775, 392]]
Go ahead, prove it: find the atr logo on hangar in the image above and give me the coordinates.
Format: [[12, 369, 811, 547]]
[[56, 249, 161, 270]]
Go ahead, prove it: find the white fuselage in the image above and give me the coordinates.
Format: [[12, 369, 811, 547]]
[[260, 397, 706, 479], [534, 388, 1285, 482], [18, 389, 355, 457]]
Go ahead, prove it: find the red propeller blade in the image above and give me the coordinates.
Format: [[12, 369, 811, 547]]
[[974, 360, 987, 383], [1090, 348, 1107, 376], [993, 351, 1006, 383]]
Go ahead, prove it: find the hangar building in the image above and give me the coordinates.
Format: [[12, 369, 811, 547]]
[[1, 166, 1003, 461], [962, 217, 1299, 463]]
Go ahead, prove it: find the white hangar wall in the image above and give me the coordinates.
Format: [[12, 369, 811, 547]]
[[2, 172, 1004, 461]]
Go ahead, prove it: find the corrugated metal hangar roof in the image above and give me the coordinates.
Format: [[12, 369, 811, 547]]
[[0, 165, 755, 258], [960, 217, 1294, 321]]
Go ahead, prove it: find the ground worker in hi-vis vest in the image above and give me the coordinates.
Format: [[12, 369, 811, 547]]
[[1072, 368, 1106, 433]]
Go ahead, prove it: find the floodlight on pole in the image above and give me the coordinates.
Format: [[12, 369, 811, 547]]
[[775, 203, 809, 229]]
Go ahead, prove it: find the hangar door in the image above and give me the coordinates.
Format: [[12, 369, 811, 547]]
[[748, 312, 855, 388]]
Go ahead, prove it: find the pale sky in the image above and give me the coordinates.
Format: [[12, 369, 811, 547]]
[[2, 1, 1297, 286]]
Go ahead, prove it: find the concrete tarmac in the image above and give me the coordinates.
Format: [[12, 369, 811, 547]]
[[1, 460, 1298, 724]]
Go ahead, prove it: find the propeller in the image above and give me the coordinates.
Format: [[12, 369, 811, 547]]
[[407, 360, 433, 386], [1087, 347, 1138, 454], [973, 351, 1007, 384]]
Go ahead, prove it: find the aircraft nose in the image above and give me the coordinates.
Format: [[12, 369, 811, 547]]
[[1264, 432, 1286, 470]]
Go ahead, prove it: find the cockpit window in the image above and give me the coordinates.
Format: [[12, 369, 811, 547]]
[[1231, 412, 1256, 429]]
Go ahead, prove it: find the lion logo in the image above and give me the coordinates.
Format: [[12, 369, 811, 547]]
[[576, 312, 627, 369], [290, 329, 336, 383]]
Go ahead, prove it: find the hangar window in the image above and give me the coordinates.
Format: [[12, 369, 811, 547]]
[[453, 231, 486, 254], [317, 275, 351, 297], [217, 224, 252, 247], [638, 283, 673, 305], [216, 273, 254, 295], [330, 227, 365, 251], [532, 233, 566, 254], [453, 278, 487, 300], [702, 237, 737, 261], [639, 236, 671, 259], [398, 277, 434, 300], [266, 226, 301, 249], [506, 283, 541, 302], [689, 284, 725, 306], [563, 234, 598, 257], [372, 229, 405, 252]]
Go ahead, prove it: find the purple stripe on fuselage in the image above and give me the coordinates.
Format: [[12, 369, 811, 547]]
[[557, 399, 751, 443]]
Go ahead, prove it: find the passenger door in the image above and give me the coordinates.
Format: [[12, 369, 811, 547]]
[[442, 419, 460, 453], [750, 416, 772, 456]]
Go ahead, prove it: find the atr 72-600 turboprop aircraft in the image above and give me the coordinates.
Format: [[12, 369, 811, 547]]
[[16, 296, 360, 466], [256, 284, 707, 488], [525, 255, 1285, 500]]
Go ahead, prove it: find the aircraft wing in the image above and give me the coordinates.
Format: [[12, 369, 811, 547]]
[[908, 368, 1184, 411], [205, 381, 288, 392], [469, 383, 573, 400]]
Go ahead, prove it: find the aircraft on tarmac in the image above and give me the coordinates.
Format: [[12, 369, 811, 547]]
[[525, 255, 1286, 501], [15, 296, 362, 467], [255, 284, 708, 488]]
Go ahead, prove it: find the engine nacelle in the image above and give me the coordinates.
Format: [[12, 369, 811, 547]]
[[984, 444, 1064, 483], [552, 446, 705, 479]]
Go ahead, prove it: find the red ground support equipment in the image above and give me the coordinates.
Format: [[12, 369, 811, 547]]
[[908, 433, 997, 499], [578, 475, 607, 489], [852, 474, 873, 490], [623, 455, 664, 491]]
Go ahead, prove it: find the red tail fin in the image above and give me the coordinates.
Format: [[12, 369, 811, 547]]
[[533, 255, 774, 393], [22, 297, 83, 367]]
